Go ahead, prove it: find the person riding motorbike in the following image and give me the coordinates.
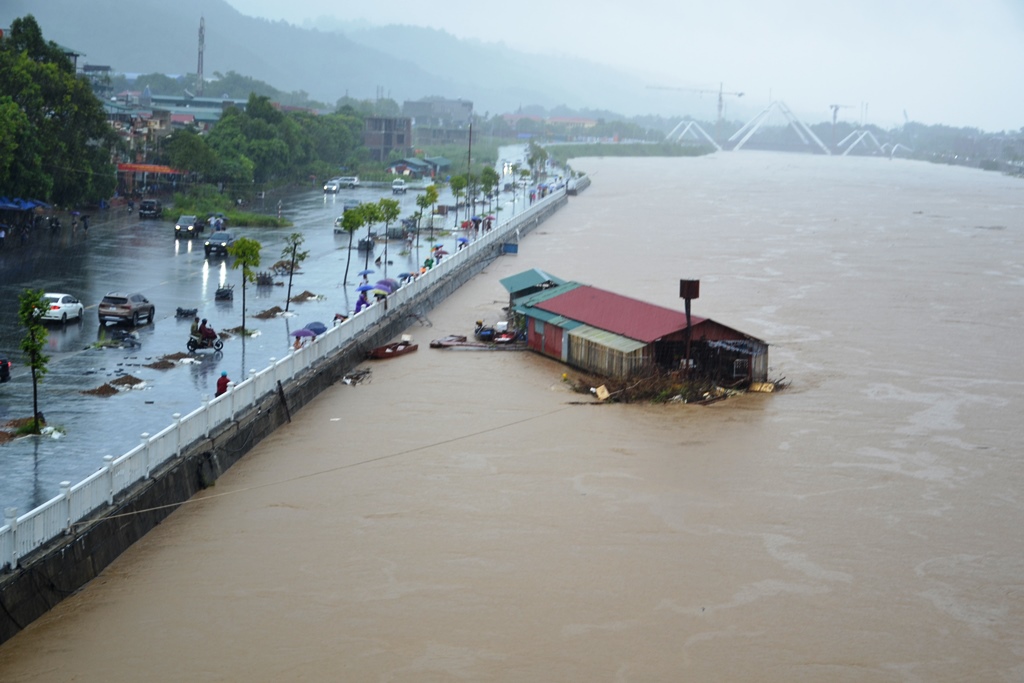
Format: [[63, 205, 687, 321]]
[[191, 318, 219, 349]]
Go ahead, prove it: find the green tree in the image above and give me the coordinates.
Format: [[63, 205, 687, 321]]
[[359, 202, 383, 271], [376, 198, 401, 277], [448, 175, 467, 235], [228, 237, 262, 369], [165, 128, 219, 178], [480, 166, 500, 214], [339, 207, 365, 286], [526, 141, 548, 179], [0, 15, 117, 205], [17, 289, 49, 434], [281, 233, 310, 313], [415, 185, 440, 251]]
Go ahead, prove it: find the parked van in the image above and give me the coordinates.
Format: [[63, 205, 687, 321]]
[[392, 178, 407, 194]]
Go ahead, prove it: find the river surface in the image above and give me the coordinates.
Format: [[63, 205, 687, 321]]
[[0, 151, 1021, 681]]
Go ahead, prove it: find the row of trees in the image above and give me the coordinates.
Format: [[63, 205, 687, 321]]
[[0, 16, 118, 206], [160, 94, 365, 189]]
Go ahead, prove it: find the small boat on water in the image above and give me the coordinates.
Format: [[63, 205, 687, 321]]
[[367, 340, 418, 359]]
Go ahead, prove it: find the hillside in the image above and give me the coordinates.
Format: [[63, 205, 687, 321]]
[[0, 0, 680, 117]]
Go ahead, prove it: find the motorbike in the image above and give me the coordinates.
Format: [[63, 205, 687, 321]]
[[187, 332, 223, 353]]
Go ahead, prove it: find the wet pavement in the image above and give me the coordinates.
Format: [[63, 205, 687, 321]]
[[0, 146, 541, 512]]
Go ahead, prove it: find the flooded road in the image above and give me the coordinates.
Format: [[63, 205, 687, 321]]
[[1, 152, 1022, 681], [0, 153, 535, 513]]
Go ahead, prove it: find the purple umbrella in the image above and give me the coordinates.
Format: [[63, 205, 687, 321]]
[[291, 328, 316, 338]]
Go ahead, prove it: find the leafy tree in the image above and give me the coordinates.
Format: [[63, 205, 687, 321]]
[[359, 202, 383, 271], [480, 166, 500, 214], [415, 185, 440, 250], [165, 128, 219, 177], [17, 289, 49, 434], [448, 174, 468, 234], [0, 15, 117, 205], [280, 233, 310, 313], [376, 198, 401, 277], [526, 141, 548, 178], [227, 238, 262, 359], [339, 207, 365, 286]]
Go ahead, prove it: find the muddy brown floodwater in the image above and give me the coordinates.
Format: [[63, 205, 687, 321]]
[[1, 152, 1022, 682]]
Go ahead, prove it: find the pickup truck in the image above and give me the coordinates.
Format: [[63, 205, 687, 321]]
[[392, 178, 408, 194]]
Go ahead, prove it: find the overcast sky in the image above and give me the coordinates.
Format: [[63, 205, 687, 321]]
[[225, 0, 1022, 131]]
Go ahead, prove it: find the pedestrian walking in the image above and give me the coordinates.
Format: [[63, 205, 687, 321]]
[[81, 215, 89, 235], [0, 225, 6, 248]]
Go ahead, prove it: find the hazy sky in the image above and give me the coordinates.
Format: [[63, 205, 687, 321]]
[[226, 0, 1023, 131]]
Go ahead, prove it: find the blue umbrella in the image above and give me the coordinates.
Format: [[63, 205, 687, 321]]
[[456, 236, 469, 243], [398, 272, 412, 279], [304, 321, 327, 335], [357, 269, 375, 276], [356, 283, 377, 292]]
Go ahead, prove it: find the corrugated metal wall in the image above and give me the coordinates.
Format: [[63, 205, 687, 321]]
[[568, 337, 648, 378]]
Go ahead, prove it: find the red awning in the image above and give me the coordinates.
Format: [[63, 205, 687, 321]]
[[117, 163, 185, 174]]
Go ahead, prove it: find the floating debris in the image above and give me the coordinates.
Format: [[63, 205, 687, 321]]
[[255, 306, 284, 319]]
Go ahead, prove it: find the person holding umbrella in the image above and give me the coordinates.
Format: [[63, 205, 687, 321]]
[[355, 290, 371, 314]]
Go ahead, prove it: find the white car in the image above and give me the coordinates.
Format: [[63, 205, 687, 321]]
[[41, 292, 84, 323]]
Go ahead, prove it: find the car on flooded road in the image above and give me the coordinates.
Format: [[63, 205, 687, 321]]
[[204, 232, 235, 257], [97, 292, 155, 326], [40, 293, 85, 324]]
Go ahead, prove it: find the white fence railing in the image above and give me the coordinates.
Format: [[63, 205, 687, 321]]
[[0, 188, 568, 572]]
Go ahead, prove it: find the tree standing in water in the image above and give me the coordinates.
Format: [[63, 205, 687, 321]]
[[18, 289, 50, 434], [280, 232, 309, 313]]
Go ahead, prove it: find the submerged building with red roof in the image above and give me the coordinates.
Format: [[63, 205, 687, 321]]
[[507, 273, 768, 382]]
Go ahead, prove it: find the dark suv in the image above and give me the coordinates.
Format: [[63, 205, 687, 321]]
[[98, 292, 155, 326], [139, 199, 163, 218], [174, 215, 204, 239]]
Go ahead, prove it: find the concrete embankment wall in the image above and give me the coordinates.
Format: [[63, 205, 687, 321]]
[[0, 193, 570, 645]]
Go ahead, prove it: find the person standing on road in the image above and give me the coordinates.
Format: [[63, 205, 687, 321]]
[[216, 371, 230, 397]]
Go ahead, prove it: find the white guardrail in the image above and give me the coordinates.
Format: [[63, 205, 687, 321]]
[[0, 188, 567, 571]]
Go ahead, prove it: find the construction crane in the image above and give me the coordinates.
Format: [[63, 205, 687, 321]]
[[648, 83, 744, 143], [828, 104, 853, 149]]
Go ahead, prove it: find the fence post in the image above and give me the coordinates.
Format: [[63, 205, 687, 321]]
[[140, 433, 151, 479], [5, 507, 18, 569], [202, 394, 210, 437], [61, 481, 72, 534], [172, 413, 182, 459], [102, 455, 114, 505]]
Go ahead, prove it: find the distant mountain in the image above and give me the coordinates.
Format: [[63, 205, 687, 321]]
[[1, 0, 694, 118]]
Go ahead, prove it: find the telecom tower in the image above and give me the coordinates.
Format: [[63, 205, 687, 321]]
[[196, 17, 205, 96]]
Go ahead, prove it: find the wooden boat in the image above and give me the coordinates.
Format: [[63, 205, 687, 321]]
[[367, 340, 418, 359]]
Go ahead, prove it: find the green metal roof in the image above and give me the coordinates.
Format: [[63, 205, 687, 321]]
[[499, 268, 566, 295], [568, 324, 647, 353], [513, 281, 583, 310]]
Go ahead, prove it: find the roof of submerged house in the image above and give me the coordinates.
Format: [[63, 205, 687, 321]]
[[532, 285, 707, 343]]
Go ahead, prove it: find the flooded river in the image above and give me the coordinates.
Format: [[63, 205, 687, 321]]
[[1, 152, 1021, 681]]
